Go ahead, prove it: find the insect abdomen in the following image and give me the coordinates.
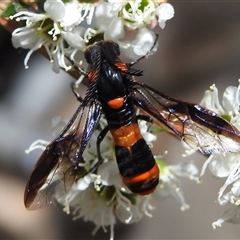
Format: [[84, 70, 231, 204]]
[[114, 134, 159, 195]]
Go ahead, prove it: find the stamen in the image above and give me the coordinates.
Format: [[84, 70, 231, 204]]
[[25, 139, 49, 153]]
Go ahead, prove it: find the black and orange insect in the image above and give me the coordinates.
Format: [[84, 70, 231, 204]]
[[24, 40, 240, 210]]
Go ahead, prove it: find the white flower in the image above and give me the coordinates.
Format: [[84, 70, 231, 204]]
[[10, 0, 175, 74], [62, 184, 117, 240], [61, 163, 153, 240], [212, 205, 240, 229], [97, 161, 123, 188], [117, 27, 158, 60], [10, 0, 103, 73], [11, 0, 87, 72], [103, 17, 125, 42], [200, 153, 240, 206], [184, 81, 240, 228], [95, 3, 158, 60], [198, 82, 240, 201], [156, 3, 175, 29], [100, 1, 174, 59], [118, 0, 157, 30], [200, 81, 240, 128], [107, 0, 174, 30], [139, 120, 157, 145], [132, 27, 158, 56], [95, 2, 119, 33], [153, 159, 199, 211]]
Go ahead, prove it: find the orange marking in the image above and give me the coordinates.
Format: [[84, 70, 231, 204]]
[[108, 97, 124, 109], [115, 62, 128, 73], [88, 69, 98, 82], [122, 163, 159, 185], [110, 123, 142, 147]]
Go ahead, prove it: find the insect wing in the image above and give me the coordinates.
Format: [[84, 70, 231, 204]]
[[131, 81, 240, 154], [24, 100, 102, 210]]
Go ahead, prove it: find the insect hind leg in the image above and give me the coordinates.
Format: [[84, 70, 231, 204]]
[[95, 125, 109, 170], [82, 125, 110, 175]]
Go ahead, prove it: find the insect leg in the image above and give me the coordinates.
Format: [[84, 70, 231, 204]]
[[66, 55, 89, 102], [88, 125, 110, 173], [97, 126, 110, 162], [71, 82, 83, 102]]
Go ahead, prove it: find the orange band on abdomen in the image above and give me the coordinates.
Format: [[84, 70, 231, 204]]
[[110, 123, 142, 147], [122, 163, 160, 195], [122, 163, 159, 185]]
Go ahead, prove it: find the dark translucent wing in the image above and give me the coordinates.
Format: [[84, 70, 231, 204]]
[[131, 81, 240, 154], [24, 100, 102, 210]]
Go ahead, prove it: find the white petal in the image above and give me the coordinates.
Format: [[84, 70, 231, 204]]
[[222, 86, 240, 113], [117, 41, 136, 60], [62, 31, 85, 49], [76, 173, 97, 190], [200, 84, 225, 114], [231, 179, 240, 197], [104, 17, 125, 41], [132, 28, 158, 56], [61, 2, 81, 27], [208, 154, 236, 178], [157, 3, 175, 20], [156, 3, 174, 29], [98, 161, 121, 186], [12, 28, 39, 49], [44, 0, 65, 22], [171, 162, 199, 179], [95, 2, 117, 32]]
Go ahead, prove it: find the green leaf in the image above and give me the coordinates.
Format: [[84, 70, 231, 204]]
[[1, 2, 25, 17], [1, 2, 16, 17]]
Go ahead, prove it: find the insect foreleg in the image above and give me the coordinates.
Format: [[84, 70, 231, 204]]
[[71, 82, 83, 102]]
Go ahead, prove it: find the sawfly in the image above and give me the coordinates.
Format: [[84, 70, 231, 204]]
[[24, 40, 240, 210]]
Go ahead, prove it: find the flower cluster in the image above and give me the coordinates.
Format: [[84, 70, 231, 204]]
[[25, 116, 199, 239], [184, 81, 240, 229], [7, 0, 174, 76]]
